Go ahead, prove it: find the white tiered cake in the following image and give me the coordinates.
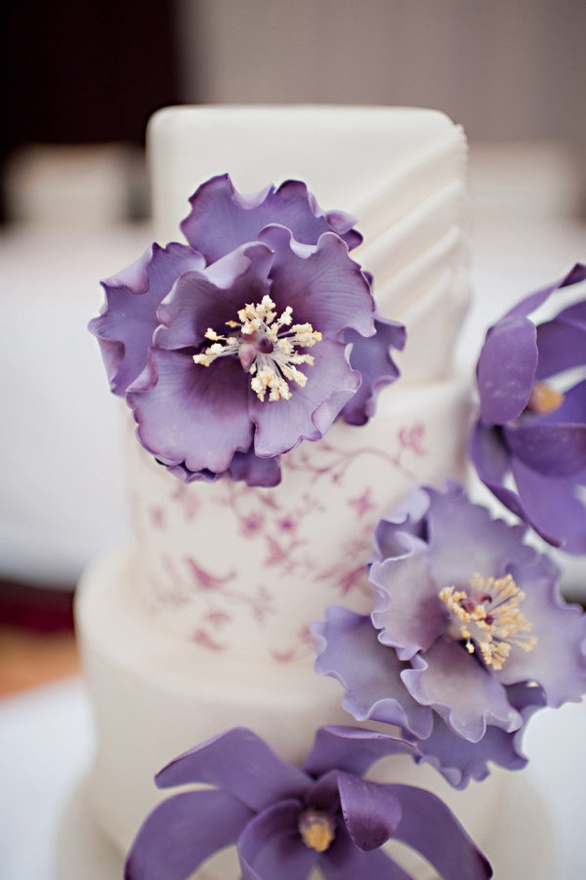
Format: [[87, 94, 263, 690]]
[[65, 106, 502, 879]]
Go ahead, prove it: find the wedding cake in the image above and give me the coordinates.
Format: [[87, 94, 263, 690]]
[[71, 106, 507, 879]]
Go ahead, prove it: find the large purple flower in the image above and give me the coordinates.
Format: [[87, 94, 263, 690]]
[[90, 175, 404, 486], [470, 263, 586, 553], [125, 725, 492, 880], [313, 482, 586, 787]]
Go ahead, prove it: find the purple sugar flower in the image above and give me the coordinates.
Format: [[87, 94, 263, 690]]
[[470, 263, 586, 553], [125, 725, 492, 880], [90, 175, 404, 486], [313, 482, 586, 787]]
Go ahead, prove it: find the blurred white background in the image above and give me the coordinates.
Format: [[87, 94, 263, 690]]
[[1, 0, 585, 598]]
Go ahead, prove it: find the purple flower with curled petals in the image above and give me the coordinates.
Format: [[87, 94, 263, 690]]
[[470, 263, 586, 553], [90, 175, 404, 486], [313, 482, 586, 788], [125, 725, 492, 880]]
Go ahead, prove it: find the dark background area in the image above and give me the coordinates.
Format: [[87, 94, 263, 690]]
[[0, 1, 182, 222]]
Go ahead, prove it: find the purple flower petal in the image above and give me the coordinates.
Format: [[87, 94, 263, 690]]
[[504, 262, 586, 321], [371, 543, 448, 660], [477, 315, 538, 425], [166, 450, 284, 488], [424, 482, 534, 587], [501, 555, 586, 704], [156, 727, 310, 812], [372, 487, 434, 562], [535, 316, 586, 380], [469, 423, 510, 487], [417, 716, 523, 787], [124, 789, 253, 880], [305, 768, 342, 813], [385, 784, 493, 879], [128, 350, 253, 475], [341, 316, 406, 426], [321, 827, 413, 880], [304, 726, 420, 780], [511, 456, 586, 553], [472, 420, 586, 551], [180, 174, 361, 264], [504, 420, 586, 477], [417, 683, 546, 787], [250, 338, 359, 457], [312, 608, 433, 738], [550, 378, 586, 424], [558, 295, 586, 323], [225, 447, 283, 487], [89, 243, 205, 395], [258, 225, 375, 339], [154, 243, 274, 350], [337, 773, 402, 851], [469, 423, 556, 542], [402, 639, 522, 741], [237, 800, 317, 880]]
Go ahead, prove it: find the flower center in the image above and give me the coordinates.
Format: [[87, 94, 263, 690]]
[[439, 573, 537, 671], [298, 809, 336, 853], [192, 294, 322, 402], [527, 380, 564, 415]]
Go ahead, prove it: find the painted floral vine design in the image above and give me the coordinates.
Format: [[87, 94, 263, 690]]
[[137, 423, 429, 657]]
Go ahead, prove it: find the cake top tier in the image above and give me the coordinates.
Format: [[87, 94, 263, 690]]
[[147, 105, 469, 381], [148, 104, 466, 241]]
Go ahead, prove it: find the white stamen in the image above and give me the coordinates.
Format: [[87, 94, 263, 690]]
[[193, 295, 322, 402], [439, 573, 537, 670], [527, 380, 564, 415], [298, 809, 336, 853]]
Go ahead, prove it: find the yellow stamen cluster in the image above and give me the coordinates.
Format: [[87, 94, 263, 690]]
[[298, 810, 336, 853], [528, 380, 564, 415], [193, 294, 322, 402], [439, 573, 537, 671]]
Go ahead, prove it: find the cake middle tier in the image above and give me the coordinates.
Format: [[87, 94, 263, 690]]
[[124, 373, 471, 659]]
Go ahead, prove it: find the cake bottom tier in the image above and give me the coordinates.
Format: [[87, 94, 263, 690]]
[[56, 764, 555, 880], [74, 545, 516, 879]]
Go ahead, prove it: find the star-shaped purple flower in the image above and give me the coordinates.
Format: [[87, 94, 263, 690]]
[[470, 263, 586, 553], [90, 175, 405, 486], [313, 482, 586, 787], [125, 725, 492, 880]]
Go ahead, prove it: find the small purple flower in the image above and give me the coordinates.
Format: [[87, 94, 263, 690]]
[[125, 725, 492, 880], [90, 175, 404, 486], [313, 482, 586, 787], [470, 263, 586, 553]]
